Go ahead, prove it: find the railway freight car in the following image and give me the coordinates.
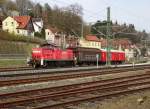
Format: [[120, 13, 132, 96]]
[[70, 47, 100, 66], [100, 49, 125, 64]]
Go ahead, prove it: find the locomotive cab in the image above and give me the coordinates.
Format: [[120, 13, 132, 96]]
[[28, 43, 74, 68]]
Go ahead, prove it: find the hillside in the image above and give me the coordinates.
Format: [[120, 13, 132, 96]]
[[91, 21, 149, 44], [0, 30, 45, 44]]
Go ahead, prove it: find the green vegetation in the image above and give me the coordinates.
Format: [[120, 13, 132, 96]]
[[0, 59, 26, 68], [0, 40, 37, 57], [0, 30, 44, 44], [91, 21, 149, 44], [0, 40, 37, 67]]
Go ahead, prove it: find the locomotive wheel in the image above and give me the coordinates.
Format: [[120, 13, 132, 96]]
[[43, 62, 48, 68], [32, 63, 37, 68], [32, 61, 39, 68]]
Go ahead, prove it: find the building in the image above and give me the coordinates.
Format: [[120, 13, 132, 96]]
[[32, 18, 43, 33], [125, 48, 134, 61], [66, 35, 79, 48], [2, 16, 34, 37], [79, 35, 101, 49], [101, 38, 132, 50], [45, 27, 62, 46], [0, 17, 3, 29]]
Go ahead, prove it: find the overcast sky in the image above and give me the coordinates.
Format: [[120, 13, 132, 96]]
[[34, 0, 150, 32]]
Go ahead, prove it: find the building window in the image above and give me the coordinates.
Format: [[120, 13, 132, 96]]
[[17, 30, 19, 33], [48, 32, 49, 35], [11, 22, 14, 26], [5, 22, 7, 26]]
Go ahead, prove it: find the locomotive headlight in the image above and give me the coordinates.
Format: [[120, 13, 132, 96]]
[[32, 50, 41, 53]]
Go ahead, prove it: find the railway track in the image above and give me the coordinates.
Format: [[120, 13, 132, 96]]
[[0, 66, 149, 87], [0, 64, 150, 77], [0, 66, 33, 72], [0, 72, 150, 108]]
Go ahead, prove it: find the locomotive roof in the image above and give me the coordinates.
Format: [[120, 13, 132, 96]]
[[101, 48, 124, 53], [40, 43, 58, 47], [69, 47, 100, 52]]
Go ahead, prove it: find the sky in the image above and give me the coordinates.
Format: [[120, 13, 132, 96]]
[[34, 0, 150, 32]]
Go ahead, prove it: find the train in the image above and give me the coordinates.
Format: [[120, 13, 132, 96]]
[[27, 43, 126, 68]]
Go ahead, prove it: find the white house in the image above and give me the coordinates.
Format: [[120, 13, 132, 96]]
[[32, 18, 43, 33], [79, 35, 101, 49], [2, 16, 34, 37], [45, 27, 62, 46], [125, 49, 134, 61]]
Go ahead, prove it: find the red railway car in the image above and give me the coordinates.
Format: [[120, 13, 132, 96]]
[[100, 49, 107, 63], [111, 50, 125, 64], [99, 49, 125, 64]]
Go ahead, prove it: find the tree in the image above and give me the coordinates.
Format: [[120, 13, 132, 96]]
[[43, 3, 52, 25], [15, 0, 34, 15], [61, 4, 83, 36], [5, 0, 17, 11], [66, 3, 83, 16], [34, 3, 43, 17], [44, 3, 51, 12], [0, 0, 7, 5], [91, 20, 108, 38]]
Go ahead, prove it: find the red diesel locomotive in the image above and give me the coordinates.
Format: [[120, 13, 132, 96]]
[[28, 43, 125, 68]]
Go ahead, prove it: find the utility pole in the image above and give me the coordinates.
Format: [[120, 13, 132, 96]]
[[81, 21, 84, 39], [106, 7, 111, 66]]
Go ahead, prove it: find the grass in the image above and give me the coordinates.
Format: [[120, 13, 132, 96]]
[[0, 40, 37, 56], [0, 59, 26, 68]]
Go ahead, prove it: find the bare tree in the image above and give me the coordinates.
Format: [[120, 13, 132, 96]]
[[0, 0, 7, 5], [15, 0, 34, 15], [34, 3, 42, 17], [5, 0, 17, 11], [43, 3, 52, 25]]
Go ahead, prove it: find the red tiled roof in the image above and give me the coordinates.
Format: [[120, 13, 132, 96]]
[[101, 38, 132, 48], [85, 35, 100, 42], [47, 27, 61, 33], [13, 16, 31, 29]]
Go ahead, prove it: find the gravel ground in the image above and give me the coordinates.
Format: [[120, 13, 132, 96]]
[[0, 69, 148, 95], [75, 90, 150, 109]]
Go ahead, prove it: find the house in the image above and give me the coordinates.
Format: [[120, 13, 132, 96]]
[[45, 27, 62, 46], [101, 38, 132, 50], [32, 18, 43, 33], [0, 17, 3, 29], [79, 35, 101, 49], [2, 16, 34, 37], [66, 35, 79, 47]]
